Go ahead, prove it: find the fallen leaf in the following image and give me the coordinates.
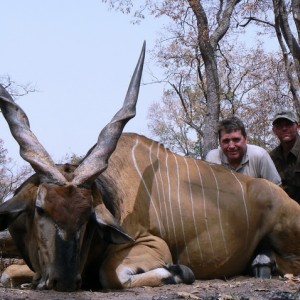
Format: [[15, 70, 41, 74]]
[[284, 274, 300, 282], [177, 291, 201, 299], [218, 295, 234, 300]]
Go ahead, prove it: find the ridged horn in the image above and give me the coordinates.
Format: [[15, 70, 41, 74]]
[[0, 85, 67, 185], [72, 41, 146, 186]]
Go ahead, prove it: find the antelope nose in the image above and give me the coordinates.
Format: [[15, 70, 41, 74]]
[[52, 274, 82, 292]]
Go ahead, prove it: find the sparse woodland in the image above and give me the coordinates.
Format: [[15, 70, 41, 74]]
[[103, 0, 300, 158]]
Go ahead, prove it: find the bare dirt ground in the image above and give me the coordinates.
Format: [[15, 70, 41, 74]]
[[0, 276, 300, 300], [1, 232, 300, 299]]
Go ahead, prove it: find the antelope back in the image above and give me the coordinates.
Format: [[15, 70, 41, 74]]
[[99, 133, 289, 278]]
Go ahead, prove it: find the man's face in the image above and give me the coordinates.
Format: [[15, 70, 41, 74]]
[[272, 119, 299, 143], [219, 129, 247, 165]]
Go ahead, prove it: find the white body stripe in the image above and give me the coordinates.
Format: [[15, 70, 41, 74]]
[[231, 171, 249, 244], [165, 149, 178, 256], [173, 154, 190, 264], [158, 147, 171, 241], [193, 160, 215, 257], [150, 141, 163, 220], [131, 137, 163, 236], [187, 158, 203, 261], [208, 165, 228, 256], [127, 135, 254, 270]]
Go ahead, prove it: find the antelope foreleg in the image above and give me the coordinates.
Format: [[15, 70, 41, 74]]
[[115, 264, 195, 288], [99, 236, 194, 288]]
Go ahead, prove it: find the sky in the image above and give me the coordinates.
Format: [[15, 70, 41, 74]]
[[1, 1, 165, 166], [1, 1, 279, 169]]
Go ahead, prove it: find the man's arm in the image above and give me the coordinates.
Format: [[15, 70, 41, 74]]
[[260, 152, 282, 185], [205, 149, 222, 164]]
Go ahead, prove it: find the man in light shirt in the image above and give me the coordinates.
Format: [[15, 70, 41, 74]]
[[206, 116, 281, 279], [206, 116, 281, 185]]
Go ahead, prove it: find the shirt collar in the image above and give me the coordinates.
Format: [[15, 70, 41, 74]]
[[273, 134, 300, 159]]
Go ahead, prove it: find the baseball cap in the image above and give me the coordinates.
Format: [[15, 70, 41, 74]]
[[272, 110, 298, 124]]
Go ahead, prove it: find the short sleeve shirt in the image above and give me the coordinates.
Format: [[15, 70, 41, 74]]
[[206, 144, 282, 185], [270, 135, 300, 203]]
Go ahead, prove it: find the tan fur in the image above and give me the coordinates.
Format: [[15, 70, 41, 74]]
[[41, 183, 92, 233], [93, 133, 300, 285], [3, 133, 300, 290], [1, 264, 34, 288]]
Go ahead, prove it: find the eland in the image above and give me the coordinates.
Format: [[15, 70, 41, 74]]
[[1, 42, 300, 291]]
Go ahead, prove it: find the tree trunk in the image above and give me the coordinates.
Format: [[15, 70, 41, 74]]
[[273, 0, 300, 114], [201, 49, 220, 156], [187, 0, 241, 156]]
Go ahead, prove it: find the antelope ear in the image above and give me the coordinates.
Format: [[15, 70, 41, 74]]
[[93, 203, 134, 244], [0, 197, 28, 230]]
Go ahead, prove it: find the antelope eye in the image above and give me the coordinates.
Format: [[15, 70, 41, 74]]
[[35, 206, 45, 216]]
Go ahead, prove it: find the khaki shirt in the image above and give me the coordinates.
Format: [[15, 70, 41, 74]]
[[206, 144, 282, 185], [270, 135, 300, 203]]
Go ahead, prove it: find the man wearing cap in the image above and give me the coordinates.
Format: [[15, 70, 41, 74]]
[[270, 110, 300, 203]]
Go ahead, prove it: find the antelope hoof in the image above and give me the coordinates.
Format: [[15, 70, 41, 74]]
[[164, 264, 195, 284], [251, 254, 274, 279]]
